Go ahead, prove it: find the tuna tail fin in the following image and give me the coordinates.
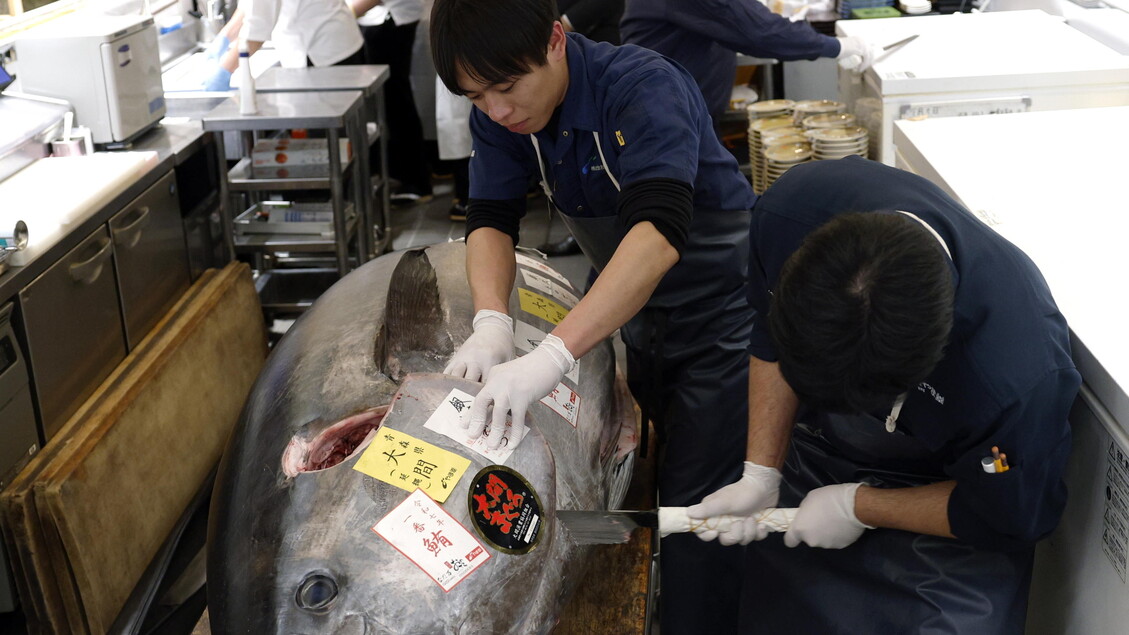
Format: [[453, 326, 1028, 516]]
[[376, 248, 454, 381]]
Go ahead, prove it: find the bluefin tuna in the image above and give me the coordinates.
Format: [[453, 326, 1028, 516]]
[[207, 241, 637, 633]]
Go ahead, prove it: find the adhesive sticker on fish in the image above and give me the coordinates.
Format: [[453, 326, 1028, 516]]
[[514, 320, 580, 384], [520, 268, 580, 308], [374, 488, 490, 591], [423, 388, 528, 464], [518, 288, 569, 325], [467, 466, 544, 554], [515, 252, 573, 287], [354, 428, 471, 503], [540, 383, 581, 427]]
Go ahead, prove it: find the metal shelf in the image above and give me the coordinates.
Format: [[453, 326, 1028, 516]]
[[233, 214, 357, 253], [226, 156, 356, 192]]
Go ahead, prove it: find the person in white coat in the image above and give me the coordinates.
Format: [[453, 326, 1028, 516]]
[[203, 0, 364, 90], [434, 79, 472, 221], [352, 0, 433, 204]]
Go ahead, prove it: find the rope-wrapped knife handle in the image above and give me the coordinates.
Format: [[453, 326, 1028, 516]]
[[658, 506, 797, 538]]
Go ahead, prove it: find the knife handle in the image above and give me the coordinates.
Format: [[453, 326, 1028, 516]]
[[658, 506, 797, 537]]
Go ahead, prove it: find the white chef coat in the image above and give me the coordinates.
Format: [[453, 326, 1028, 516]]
[[241, 0, 363, 67], [356, 0, 423, 26]]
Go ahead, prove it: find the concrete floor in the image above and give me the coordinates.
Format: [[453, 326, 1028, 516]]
[[387, 178, 592, 289]]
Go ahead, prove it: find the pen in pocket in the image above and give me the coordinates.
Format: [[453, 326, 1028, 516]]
[[981, 446, 1011, 473]]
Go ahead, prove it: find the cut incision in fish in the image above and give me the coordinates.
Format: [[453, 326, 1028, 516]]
[[281, 406, 389, 477]]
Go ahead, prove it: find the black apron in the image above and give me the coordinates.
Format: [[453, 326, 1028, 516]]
[[532, 133, 754, 634]]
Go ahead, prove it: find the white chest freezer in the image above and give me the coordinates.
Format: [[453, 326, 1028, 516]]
[[837, 10, 1129, 165], [893, 107, 1129, 635]]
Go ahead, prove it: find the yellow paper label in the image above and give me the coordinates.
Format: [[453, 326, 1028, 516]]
[[353, 428, 471, 503], [518, 288, 569, 325]]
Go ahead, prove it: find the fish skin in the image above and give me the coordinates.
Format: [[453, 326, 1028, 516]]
[[208, 242, 634, 634]]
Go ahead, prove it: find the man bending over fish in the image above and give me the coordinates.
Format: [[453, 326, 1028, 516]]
[[431, 0, 756, 632]]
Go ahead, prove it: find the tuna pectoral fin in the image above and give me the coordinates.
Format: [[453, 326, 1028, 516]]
[[375, 249, 454, 380]]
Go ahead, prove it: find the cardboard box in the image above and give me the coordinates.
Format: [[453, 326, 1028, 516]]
[[251, 138, 353, 179]]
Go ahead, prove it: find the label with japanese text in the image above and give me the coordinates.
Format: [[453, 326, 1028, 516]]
[[540, 383, 581, 427], [373, 489, 490, 592], [513, 320, 580, 384], [518, 288, 569, 325], [353, 428, 471, 503], [515, 252, 573, 286], [467, 466, 544, 554], [423, 388, 528, 464], [520, 268, 580, 308]]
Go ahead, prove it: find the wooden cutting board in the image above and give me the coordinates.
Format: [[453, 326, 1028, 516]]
[[0, 262, 267, 634]]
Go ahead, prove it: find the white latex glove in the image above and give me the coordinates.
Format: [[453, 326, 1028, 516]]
[[783, 483, 874, 549], [443, 310, 515, 382], [465, 334, 575, 449], [686, 461, 782, 544], [836, 36, 879, 72]]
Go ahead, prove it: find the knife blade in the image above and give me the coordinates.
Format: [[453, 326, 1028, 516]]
[[556, 506, 797, 545], [883, 34, 919, 51]]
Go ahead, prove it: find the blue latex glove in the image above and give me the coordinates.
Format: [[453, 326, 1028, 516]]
[[202, 66, 232, 92], [204, 34, 231, 60]]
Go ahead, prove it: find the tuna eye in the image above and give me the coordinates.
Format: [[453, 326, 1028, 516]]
[[296, 574, 338, 611]]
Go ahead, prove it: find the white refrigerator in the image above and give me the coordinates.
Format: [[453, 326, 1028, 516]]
[[836, 10, 1129, 165], [893, 107, 1129, 635]]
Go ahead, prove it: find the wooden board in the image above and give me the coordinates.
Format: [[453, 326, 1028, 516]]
[[555, 416, 657, 635], [0, 263, 268, 634]]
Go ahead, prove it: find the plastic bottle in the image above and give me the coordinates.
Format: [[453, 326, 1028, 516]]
[[238, 40, 257, 115]]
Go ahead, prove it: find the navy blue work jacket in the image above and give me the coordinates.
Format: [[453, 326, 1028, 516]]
[[469, 34, 754, 216], [748, 156, 1081, 551], [621, 0, 839, 123]]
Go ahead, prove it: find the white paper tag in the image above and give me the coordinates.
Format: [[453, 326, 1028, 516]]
[[540, 382, 581, 427], [516, 252, 574, 287], [513, 320, 580, 384], [520, 268, 581, 308], [423, 388, 528, 464], [373, 489, 491, 592]]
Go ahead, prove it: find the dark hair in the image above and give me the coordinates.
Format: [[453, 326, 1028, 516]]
[[431, 0, 556, 95], [768, 212, 954, 414]]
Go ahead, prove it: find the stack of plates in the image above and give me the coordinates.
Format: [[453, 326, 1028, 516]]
[[808, 126, 870, 160], [748, 116, 795, 194], [791, 100, 846, 127], [852, 97, 883, 160], [764, 143, 813, 190], [802, 112, 858, 130], [746, 99, 796, 121], [899, 0, 931, 12]]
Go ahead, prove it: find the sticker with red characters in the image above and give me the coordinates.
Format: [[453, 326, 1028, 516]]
[[467, 466, 544, 554]]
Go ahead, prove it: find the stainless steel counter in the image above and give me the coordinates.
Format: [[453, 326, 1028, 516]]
[[201, 90, 364, 132], [255, 65, 390, 99], [0, 120, 208, 302]]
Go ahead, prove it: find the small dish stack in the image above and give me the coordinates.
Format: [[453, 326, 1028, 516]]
[[898, 0, 931, 13], [851, 97, 883, 160], [747, 114, 795, 194], [801, 112, 858, 131], [746, 99, 796, 121], [791, 100, 847, 127], [808, 126, 869, 160], [763, 142, 813, 190]]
